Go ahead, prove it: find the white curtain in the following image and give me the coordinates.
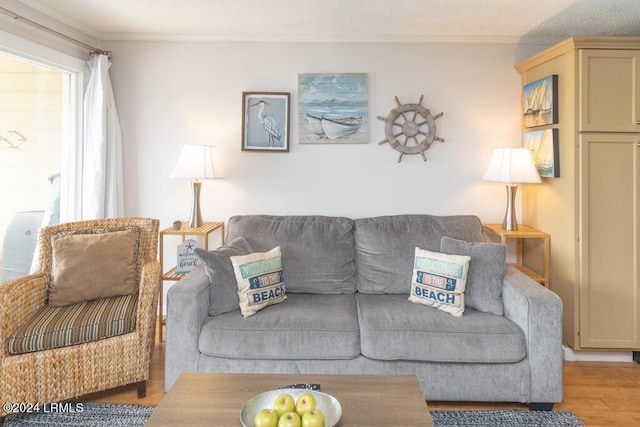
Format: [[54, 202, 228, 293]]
[[81, 54, 124, 219]]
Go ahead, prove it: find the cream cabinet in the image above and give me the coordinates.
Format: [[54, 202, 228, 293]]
[[579, 134, 640, 348], [579, 49, 640, 132], [516, 37, 640, 351]]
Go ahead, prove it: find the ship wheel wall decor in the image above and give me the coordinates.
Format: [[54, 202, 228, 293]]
[[377, 95, 444, 162]]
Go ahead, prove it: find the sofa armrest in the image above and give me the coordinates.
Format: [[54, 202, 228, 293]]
[[502, 265, 563, 404], [0, 272, 48, 358], [165, 265, 211, 390]]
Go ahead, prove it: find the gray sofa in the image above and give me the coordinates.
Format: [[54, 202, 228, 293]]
[[166, 215, 563, 409]]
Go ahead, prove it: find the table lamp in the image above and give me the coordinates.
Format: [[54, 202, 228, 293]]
[[170, 144, 225, 228], [483, 147, 541, 231]]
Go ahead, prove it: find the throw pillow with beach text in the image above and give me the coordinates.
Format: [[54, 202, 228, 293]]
[[230, 246, 286, 318], [408, 247, 470, 317]]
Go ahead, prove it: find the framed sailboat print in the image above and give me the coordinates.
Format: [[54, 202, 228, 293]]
[[298, 73, 369, 144], [523, 75, 558, 128], [524, 128, 560, 178]]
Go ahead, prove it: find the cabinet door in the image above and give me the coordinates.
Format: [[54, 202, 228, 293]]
[[579, 134, 640, 349], [579, 50, 640, 132]]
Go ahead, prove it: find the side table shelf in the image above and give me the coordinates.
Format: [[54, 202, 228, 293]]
[[159, 221, 225, 342], [482, 223, 550, 288]]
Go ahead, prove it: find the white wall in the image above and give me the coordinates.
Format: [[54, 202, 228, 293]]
[[105, 40, 549, 227]]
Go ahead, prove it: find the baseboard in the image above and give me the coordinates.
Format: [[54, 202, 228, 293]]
[[563, 345, 634, 362]]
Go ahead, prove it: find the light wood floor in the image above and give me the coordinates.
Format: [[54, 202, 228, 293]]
[[83, 330, 640, 427]]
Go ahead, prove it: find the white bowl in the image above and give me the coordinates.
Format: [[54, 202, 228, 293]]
[[240, 388, 342, 427]]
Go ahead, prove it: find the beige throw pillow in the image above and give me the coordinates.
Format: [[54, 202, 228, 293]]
[[230, 246, 286, 318], [408, 247, 470, 318], [49, 230, 138, 306]]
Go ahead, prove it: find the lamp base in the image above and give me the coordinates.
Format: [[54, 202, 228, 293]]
[[188, 180, 203, 228], [502, 183, 519, 231]]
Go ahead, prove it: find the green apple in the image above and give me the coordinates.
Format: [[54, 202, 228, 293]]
[[277, 411, 301, 427], [273, 393, 295, 417], [295, 393, 317, 416], [254, 408, 278, 427], [301, 409, 325, 427]]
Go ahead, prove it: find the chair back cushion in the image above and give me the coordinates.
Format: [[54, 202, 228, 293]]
[[35, 217, 159, 283], [48, 229, 139, 306]]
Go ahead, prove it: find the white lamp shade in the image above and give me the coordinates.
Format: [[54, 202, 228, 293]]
[[482, 147, 542, 184], [170, 144, 225, 179]]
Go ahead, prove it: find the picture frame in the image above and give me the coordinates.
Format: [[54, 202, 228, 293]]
[[242, 92, 290, 152], [298, 73, 369, 144], [523, 75, 558, 128], [524, 128, 560, 178]]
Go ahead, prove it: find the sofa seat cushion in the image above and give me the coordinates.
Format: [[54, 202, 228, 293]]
[[9, 293, 138, 355], [357, 294, 526, 363], [199, 293, 360, 360]]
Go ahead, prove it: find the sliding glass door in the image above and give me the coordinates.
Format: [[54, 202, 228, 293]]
[[0, 29, 86, 281]]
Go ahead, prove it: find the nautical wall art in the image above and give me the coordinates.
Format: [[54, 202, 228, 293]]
[[298, 73, 369, 144], [242, 92, 290, 152], [524, 128, 560, 178], [523, 75, 558, 128], [377, 95, 444, 163]]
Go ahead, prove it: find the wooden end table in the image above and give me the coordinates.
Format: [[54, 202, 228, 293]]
[[158, 221, 225, 341], [146, 373, 434, 426], [483, 223, 550, 287]]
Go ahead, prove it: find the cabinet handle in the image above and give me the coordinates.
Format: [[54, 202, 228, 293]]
[[636, 120, 640, 125]]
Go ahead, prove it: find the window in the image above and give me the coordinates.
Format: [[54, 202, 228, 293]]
[[0, 29, 86, 280]]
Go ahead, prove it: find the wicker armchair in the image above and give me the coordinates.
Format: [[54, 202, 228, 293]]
[[0, 217, 160, 411]]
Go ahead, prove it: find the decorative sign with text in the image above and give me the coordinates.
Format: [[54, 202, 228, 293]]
[[176, 239, 202, 274]]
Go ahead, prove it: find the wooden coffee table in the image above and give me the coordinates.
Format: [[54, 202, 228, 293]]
[[146, 373, 434, 426]]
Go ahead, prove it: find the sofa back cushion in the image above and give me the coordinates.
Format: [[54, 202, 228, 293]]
[[440, 236, 507, 316], [354, 215, 485, 294], [227, 215, 356, 294]]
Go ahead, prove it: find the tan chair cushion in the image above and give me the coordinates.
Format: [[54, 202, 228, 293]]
[[49, 230, 138, 306], [9, 293, 138, 355]]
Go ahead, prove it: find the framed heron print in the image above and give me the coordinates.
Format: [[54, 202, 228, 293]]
[[242, 92, 290, 152]]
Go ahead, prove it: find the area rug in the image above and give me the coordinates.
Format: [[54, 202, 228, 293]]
[[3, 403, 154, 427], [3, 403, 585, 426], [431, 409, 585, 426]]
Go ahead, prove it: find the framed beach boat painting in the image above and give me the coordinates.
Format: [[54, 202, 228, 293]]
[[242, 92, 290, 152], [524, 128, 560, 178], [298, 73, 369, 144], [523, 75, 558, 128]]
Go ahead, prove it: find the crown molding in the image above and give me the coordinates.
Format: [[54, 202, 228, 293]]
[[98, 32, 567, 45], [516, 36, 640, 72]]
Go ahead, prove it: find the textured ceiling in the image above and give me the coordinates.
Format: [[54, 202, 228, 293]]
[[14, 0, 640, 42]]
